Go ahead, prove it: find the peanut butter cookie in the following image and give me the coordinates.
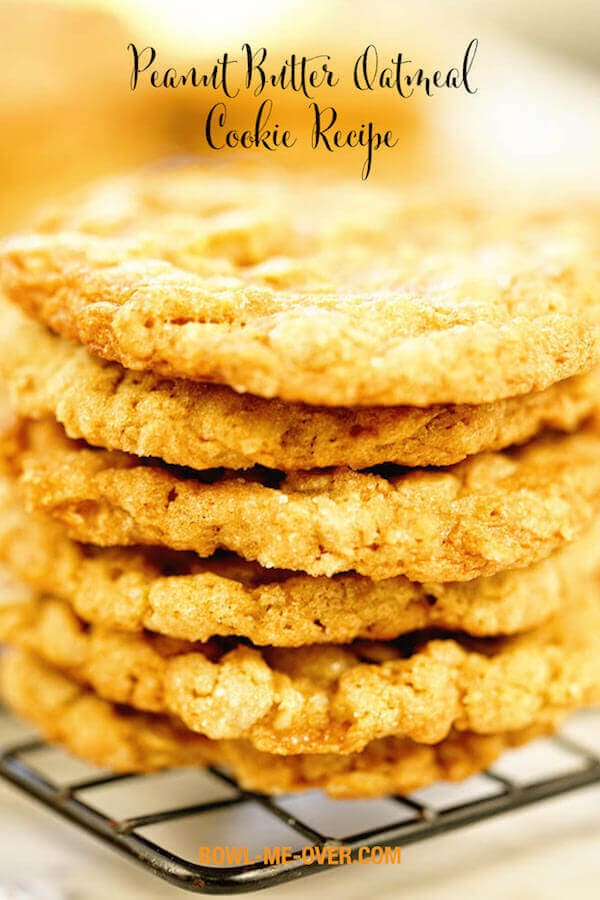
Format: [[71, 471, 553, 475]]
[[1, 473, 599, 643], [1, 166, 598, 405], [2, 298, 598, 470], [8, 416, 600, 581], [1, 583, 597, 754], [0, 650, 562, 798]]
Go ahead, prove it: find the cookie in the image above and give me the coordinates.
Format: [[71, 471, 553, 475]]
[[0, 650, 561, 798], [1, 581, 597, 754], [214, 722, 556, 800], [0, 649, 216, 772], [1, 472, 599, 643], [2, 299, 599, 471], [9, 416, 600, 581], [1, 166, 599, 406]]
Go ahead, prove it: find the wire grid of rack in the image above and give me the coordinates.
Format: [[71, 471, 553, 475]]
[[1, 709, 599, 895]]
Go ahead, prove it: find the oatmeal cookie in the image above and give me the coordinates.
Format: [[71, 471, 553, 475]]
[[2, 298, 598, 470], [1, 166, 599, 406], [8, 416, 600, 581], [1, 473, 599, 643], [0, 650, 561, 798], [1, 583, 597, 754]]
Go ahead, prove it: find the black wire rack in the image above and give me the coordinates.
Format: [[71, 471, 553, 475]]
[[1, 710, 599, 895]]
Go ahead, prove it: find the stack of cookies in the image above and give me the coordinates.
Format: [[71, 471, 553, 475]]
[[0, 165, 598, 798]]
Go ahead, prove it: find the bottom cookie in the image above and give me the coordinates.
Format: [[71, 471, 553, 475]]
[[0, 649, 562, 799]]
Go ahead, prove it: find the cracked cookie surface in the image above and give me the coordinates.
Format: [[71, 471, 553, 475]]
[[7, 415, 600, 581], [1, 578, 597, 755], [1, 472, 599, 643], [0, 650, 563, 798], [2, 298, 599, 470], [1, 166, 599, 406]]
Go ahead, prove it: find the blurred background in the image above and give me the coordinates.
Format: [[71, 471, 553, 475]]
[[1, 0, 598, 229]]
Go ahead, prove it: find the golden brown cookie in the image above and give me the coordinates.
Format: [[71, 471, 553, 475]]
[[0, 649, 216, 772], [1, 580, 597, 755], [0, 650, 561, 798], [9, 415, 600, 581], [2, 298, 598, 471], [1, 166, 599, 406], [1, 471, 599, 644], [216, 722, 557, 800]]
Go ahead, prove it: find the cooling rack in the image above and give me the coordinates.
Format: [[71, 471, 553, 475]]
[[1, 709, 599, 895]]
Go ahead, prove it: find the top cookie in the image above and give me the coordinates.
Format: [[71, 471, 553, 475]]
[[1, 166, 599, 406]]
